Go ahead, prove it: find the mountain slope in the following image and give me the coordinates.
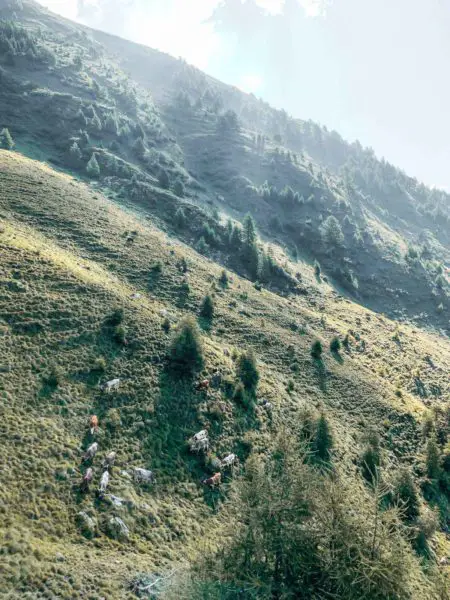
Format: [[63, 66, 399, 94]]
[[0, 151, 448, 598]]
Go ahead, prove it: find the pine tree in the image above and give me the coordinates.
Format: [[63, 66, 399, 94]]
[[169, 317, 204, 375], [314, 413, 333, 461], [175, 207, 186, 229], [69, 141, 82, 164], [132, 136, 146, 158], [158, 168, 170, 189], [219, 270, 229, 287], [242, 213, 257, 246], [86, 153, 100, 177], [394, 469, 420, 522], [0, 127, 14, 150], [311, 340, 323, 359], [237, 350, 259, 391], [174, 180, 185, 197], [321, 215, 344, 247], [200, 294, 214, 320], [426, 439, 440, 480]]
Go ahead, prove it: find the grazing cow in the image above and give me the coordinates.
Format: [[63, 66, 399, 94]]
[[193, 429, 208, 442], [102, 378, 120, 393], [89, 415, 99, 435], [202, 472, 221, 488], [221, 453, 237, 469], [103, 451, 116, 470], [195, 379, 209, 392], [99, 470, 109, 494], [83, 442, 98, 462], [133, 468, 155, 485], [261, 399, 273, 411], [80, 467, 94, 492]]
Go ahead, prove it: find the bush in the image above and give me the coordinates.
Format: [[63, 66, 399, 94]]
[[330, 336, 341, 353], [158, 168, 170, 189], [86, 153, 100, 177], [45, 364, 63, 387], [92, 357, 107, 372], [200, 294, 214, 320], [313, 413, 333, 461], [169, 317, 204, 374], [219, 270, 229, 287], [108, 308, 124, 326], [162, 317, 171, 333], [174, 180, 185, 197], [114, 325, 127, 344], [425, 439, 441, 480], [311, 340, 323, 359], [237, 350, 259, 391], [393, 469, 420, 523], [0, 127, 14, 150], [361, 443, 381, 484], [175, 207, 186, 229]]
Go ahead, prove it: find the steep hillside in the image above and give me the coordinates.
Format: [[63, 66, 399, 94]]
[[0, 0, 448, 331], [0, 1, 449, 597], [0, 151, 449, 598]]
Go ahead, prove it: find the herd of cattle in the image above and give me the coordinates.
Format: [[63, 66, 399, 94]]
[[79, 378, 246, 497]]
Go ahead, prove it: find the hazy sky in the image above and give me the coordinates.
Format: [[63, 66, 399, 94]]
[[37, 0, 450, 190]]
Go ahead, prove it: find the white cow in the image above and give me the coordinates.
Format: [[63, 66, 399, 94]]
[[193, 430, 208, 442], [83, 442, 98, 461], [99, 470, 109, 494], [221, 453, 237, 468], [102, 378, 120, 393], [103, 451, 116, 470], [133, 468, 155, 485]]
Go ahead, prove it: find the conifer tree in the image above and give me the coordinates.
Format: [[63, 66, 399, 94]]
[[169, 316, 204, 374], [86, 153, 100, 177], [0, 127, 14, 150], [314, 413, 333, 461]]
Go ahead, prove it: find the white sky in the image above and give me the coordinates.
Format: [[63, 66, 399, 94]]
[[36, 0, 450, 190]]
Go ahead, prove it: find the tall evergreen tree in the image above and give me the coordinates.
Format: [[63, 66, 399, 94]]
[[86, 153, 100, 177], [0, 127, 14, 150]]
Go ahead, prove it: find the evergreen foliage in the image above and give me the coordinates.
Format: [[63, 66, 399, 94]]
[[0, 127, 14, 150], [237, 350, 259, 391], [169, 317, 204, 374], [86, 153, 100, 177]]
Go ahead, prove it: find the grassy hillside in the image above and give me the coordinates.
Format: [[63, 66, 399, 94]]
[[0, 151, 449, 598]]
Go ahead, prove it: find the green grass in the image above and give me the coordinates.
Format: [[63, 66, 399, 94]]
[[0, 151, 448, 597]]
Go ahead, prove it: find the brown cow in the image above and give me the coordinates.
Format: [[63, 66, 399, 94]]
[[195, 379, 210, 392], [80, 467, 94, 492], [202, 472, 221, 487], [89, 415, 99, 435]]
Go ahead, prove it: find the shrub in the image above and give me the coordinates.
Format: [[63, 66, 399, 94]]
[[219, 270, 228, 287], [158, 168, 170, 189], [105, 408, 121, 430], [425, 439, 441, 480], [237, 350, 259, 391], [174, 180, 185, 197], [92, 357, 107, 372], [321, 216, 344, 246], [162, 317, 171, 333], [45, 364, 63, 388], [86, 153, 100, 177], [393, 469, 420, 523], [150, 261, 163, 274], [108, 308, 124, 326], [311, 340, 323, 359], [313, 413, 333, 461], [233, 382, 246, 405], [175, 207, 186, 229], [0, 127, 14, 150], [361, 443, 381, 484], [200, 294, 214, 320], [114, 325, 127, 345], [330, 336, 341, 353], [169, 317, 204, 374]]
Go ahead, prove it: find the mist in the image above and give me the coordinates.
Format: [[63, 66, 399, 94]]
[[38, 0, 450, 191]]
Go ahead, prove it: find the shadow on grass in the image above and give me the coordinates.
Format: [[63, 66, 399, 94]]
[[313, 358, 327, 392], [331, 351, 344, 364]]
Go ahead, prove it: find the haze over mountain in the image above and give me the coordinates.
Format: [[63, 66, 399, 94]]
[[0, 0, 449, 598], [37, 0, 450, 191]]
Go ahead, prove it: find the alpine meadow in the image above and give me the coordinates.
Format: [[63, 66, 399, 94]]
[[0, 1, 449, 598]]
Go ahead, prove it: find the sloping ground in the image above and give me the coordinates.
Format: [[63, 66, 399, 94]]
[[0, 152, 449, 598]]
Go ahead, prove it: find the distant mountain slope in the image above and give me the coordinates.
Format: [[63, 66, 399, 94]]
[[0, 0, 448, 332]]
